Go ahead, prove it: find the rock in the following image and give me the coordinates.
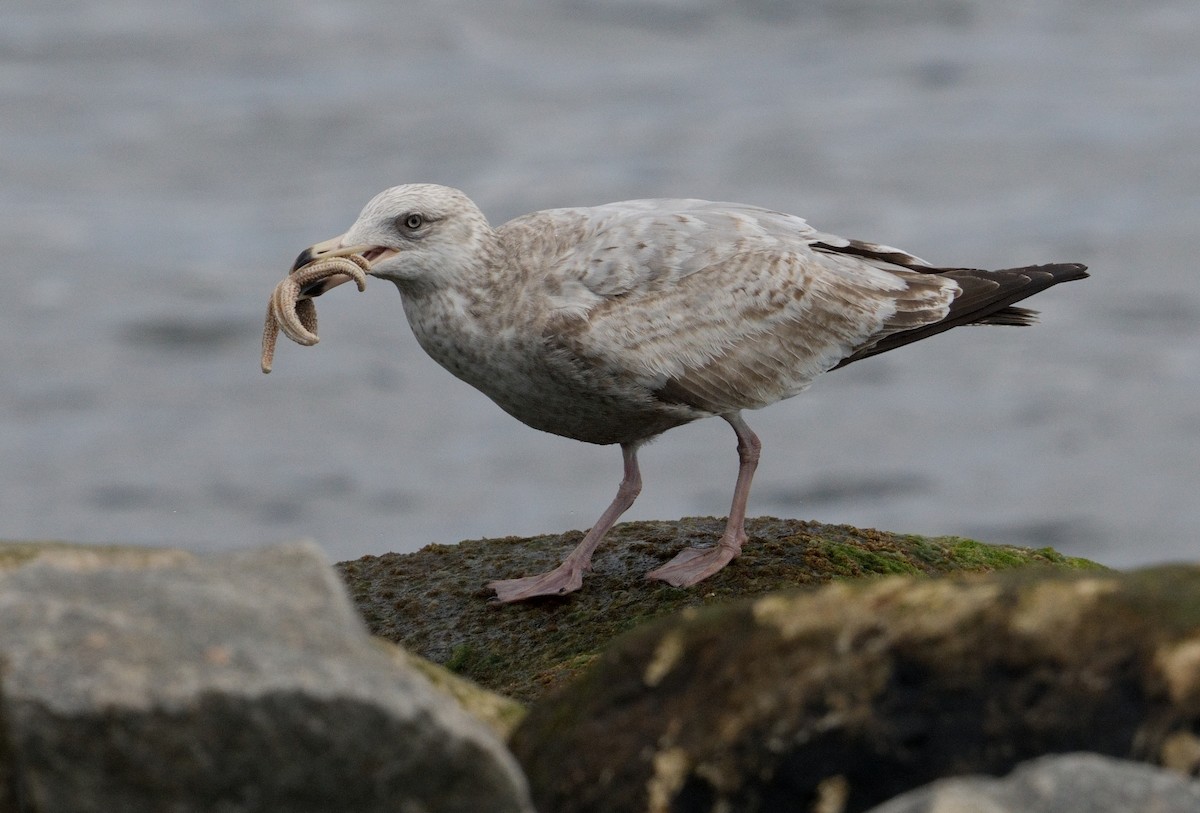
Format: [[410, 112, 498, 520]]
[[337, 516, 1099, 702], [0, 539, 195, 572], [375, 638, 527, 741], [865, 753, 1200, 813], [509, 566, 1200, 813], [0, 541, 533, 813]]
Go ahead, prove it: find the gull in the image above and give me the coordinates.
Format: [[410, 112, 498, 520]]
[[288, 184, 1087, 602]]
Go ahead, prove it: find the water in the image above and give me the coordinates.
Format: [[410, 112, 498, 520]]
[[3, 0, 1198, 567]]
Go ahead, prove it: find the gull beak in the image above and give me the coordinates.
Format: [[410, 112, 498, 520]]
[[291, 236, 380, 297]]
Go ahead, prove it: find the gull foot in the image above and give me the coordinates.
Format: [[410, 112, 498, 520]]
[[488, 563, 585, 603], [645, 543, 739, 587]]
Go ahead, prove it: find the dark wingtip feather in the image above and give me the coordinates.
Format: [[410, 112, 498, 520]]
[[1036, 262, 1090, 283], [1062, 262, 1089, 277], [974, 305, 1039, 326]]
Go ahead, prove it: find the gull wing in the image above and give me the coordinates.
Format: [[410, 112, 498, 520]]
[[502, 201, 961, 414]]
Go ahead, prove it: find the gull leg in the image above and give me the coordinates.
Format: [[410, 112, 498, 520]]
[[489, 443, 643, 602], [646, 412, 761, 587]]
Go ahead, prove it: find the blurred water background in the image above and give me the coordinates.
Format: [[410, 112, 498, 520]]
[[3, 0, 1198, 567]]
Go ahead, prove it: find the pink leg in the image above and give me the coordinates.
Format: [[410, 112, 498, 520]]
[[489, 443, 643, 602], [646, 412, 761, 587]]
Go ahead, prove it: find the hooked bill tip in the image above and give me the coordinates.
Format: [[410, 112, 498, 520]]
[[291, 247, 315, 272]]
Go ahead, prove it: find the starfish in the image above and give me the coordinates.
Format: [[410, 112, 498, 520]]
[[261, 254, 369, 373]]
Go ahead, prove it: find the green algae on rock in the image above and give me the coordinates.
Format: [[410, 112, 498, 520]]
[[334, 516, 1100, 703], [372, 638, 527, 741]]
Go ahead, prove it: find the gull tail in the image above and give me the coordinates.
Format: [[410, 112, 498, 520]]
[[835, 262, 1089, 367]]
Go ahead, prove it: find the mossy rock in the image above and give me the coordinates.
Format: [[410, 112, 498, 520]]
[[510, 564, 1200, 813], [371, 638, 527, 741], [335, 516, 1100, 703]]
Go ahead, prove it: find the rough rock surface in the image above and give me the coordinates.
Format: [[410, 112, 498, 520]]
[[376, 638, 527, 740], [509, 566, 1200, 813], [337, 516, 1098, 702], [865, 753, 1200, 813], [0, 541, 532, 813]]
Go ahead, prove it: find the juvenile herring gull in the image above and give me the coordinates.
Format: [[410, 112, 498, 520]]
[[283, 184, 1088, 602]]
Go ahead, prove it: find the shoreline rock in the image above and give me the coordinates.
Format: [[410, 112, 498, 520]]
[[9, 522, 1179, 812], [508, 564, 1200, 813], [865, 753, 1200, 813], [335, 516, 1100, 702], [0, 541, 532, 813]]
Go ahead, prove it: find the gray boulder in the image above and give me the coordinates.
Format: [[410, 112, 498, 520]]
[[866, 753, 1200, 813], [0, 542, 532, 813]]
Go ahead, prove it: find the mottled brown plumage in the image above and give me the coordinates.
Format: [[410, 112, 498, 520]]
[[281, 184, 1087, 601]]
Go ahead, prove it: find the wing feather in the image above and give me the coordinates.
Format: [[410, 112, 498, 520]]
[[509, 202, 958, 414]]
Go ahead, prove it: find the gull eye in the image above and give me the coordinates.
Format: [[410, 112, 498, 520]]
[[399, 213, 424, 231]]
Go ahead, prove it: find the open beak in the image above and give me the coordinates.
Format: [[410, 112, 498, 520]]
[[291, 237, 391, 297]]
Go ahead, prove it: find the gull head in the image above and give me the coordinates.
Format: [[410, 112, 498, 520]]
[[291, 184, 492, 295]]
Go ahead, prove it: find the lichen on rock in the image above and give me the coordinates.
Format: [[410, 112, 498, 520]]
[[508, 564, 1200, 813]]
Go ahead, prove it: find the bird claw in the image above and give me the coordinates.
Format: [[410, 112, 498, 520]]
[[488, 564, 585, 603], [261, 254, 370, 373], [645, 541, 741, 587]]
